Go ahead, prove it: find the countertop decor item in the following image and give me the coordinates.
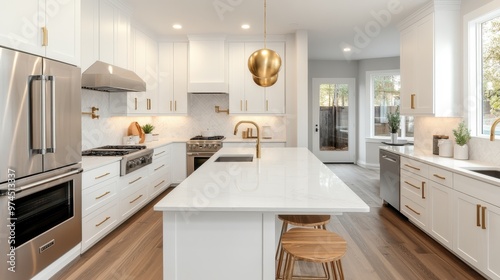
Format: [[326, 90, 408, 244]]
[[142, 124, 155, 142], [452, 121, 471, 160], [387, 106, 400, 143], [128, 122, 145, 143], [247, 0, 282, 87]]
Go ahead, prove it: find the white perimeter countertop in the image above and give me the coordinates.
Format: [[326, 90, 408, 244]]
[[154, 147, 369, 213], [380, 145, 500, 187]]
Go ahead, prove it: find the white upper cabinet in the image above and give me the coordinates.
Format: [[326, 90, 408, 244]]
[[188, 36, 228, 93], [399, 0, 461, 116], [0, 0, 81, 66], [158, 42, 188, 114], [228, 41, 285, 114]]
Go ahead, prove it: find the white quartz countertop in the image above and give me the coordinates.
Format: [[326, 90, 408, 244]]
[[380, 145, 500, 187], [154, 147, 370, 213], [223, 138, 286, 143]]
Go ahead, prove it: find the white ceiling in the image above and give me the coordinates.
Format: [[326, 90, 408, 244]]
[[121, 0, 430, 60]]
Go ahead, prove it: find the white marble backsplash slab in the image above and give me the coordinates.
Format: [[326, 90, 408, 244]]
[[413, 117, 462, 153], [81, 91, 286, 149]]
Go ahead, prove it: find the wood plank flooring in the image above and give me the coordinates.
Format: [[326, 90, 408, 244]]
[[52, 164, 485, 280]]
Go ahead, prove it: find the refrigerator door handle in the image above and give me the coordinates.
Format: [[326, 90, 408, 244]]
[[46, 75, 56, 153], [28, 75, 45, 155]]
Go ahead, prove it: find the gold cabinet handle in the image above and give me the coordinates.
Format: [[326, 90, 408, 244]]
[[154, 164, 165, 171], [411, 94, 416, 109], [135, 98, 138, 110], [155, 151, 166, 157], [422, 182, 426, 199], [477, 204, 481, 227], [95, 191, 111, 200], [147, 99, 151, 110], [42, 27, 48, 46], [405, 205, 420, 215], [433, 174, 446, 180], [95, 172, 110, 180], [482, 206, 487, 230], [240, 100, 243, 111], [404, 180, 420, 190], [129, 194, 143, 204], [129, 176, 142, 184], [170, 100, 173, 111], [95, 216, 110, 227], [266, 99, 269, 111], [404, 164, 421, 171], [175, 100, 177, 111], [245, 100, 248, 111], [154, 180, 165, 188]]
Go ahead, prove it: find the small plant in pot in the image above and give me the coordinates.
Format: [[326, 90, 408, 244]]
[[452, 121, 471, 160], [387, 106, 400, 143], [142, 124, 155, 142]]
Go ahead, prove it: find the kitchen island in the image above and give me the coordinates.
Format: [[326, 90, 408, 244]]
[[154, 147, 369, 280]]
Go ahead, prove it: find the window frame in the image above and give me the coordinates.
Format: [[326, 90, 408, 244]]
[[465, 3, 500, 138], [367, 70, 413, 140]]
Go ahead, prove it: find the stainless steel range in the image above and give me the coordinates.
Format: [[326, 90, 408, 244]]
[[186, 136, 225, 176], [82, 145, 153, 175]]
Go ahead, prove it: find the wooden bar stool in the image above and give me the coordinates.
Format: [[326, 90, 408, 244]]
[[276, 215, 330, 279], [281, 227, 347, 280]]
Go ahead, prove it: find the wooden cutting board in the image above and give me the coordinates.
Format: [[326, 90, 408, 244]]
[[128, 122, 145, 143]]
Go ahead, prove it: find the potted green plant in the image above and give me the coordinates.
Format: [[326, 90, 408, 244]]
[[387, 106, 400, 143], [452, 121, 471, 160], [142, 123, 155, 142]]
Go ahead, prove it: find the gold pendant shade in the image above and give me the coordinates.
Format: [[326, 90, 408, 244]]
[[248, 0, 282, 87]]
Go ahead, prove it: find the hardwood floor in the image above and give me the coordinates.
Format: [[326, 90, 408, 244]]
[[52, 165, 485, 280]]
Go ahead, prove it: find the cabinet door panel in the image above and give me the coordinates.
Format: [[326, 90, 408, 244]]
[[173, 42, 188, 113], [400, 27, 415, 115], [414, 14, 434, 114], [265, 42, 285, 114], [228, 42, 245, 113], [428, 182, 452, 249], [159, 42, 174, 113], [485, 203, 500, 279], [99, 0, 114, 65], [454, 191, 483, 267], [45, 0, 80, 65]]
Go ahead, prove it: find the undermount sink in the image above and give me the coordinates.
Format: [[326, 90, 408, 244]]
[[215, 155, 253, 162], [463, 167, 500, 179]]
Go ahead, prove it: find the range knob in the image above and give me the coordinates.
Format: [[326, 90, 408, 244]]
[[128, 161, 136, 169], [139, 156, 145, 163]]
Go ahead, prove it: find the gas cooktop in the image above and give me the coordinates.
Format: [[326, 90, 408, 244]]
[[189, 136, 225, 141], [81, 145, 147, 156], [82, 145, 153, 175]]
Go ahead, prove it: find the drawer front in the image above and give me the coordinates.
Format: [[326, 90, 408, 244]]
[[82, 179, 118, 217], [82, 200, 119, 253], [401, 170, 427, 202], [149, 175, 170, 198], [149, 157, 169, 179], [428, 166, 453, 188], [455, 174, 500, 207], [118, 168, 149, 192], [120, 186, 148, 219], [401, 157, 429, 177], [153, 145, 171, 160], [401, 195, 427, 229], [83, 161, 120, 188]]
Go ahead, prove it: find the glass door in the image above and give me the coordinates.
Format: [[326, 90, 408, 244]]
[[312, 78, 356, 163]]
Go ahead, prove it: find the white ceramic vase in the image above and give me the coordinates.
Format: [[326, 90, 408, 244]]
[[390, 133, 398, 143], [145, 133, 153, 142], [454, 144, 469, 160]]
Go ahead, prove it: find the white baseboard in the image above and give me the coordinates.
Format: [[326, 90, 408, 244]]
[[31, 244, 81, 280], [357, 160, 380, 170]]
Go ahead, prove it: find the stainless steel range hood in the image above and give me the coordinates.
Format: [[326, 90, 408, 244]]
[[81, 61, 146, 92]]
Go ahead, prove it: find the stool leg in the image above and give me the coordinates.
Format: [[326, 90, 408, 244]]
[[276, 247, 286, 279], [337, 260, 344, 280], [276, 221, 288, 260], [330, 261, 338, 280], [284, 254, 295, 280], [276, 222, 288, 279]]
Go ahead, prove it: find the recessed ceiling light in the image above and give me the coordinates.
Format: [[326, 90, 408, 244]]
[[343, 47, 351, 52], [173, 24, 182, 30], [241, 24, 250, 30]]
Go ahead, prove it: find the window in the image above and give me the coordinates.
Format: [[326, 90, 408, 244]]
[[369, 71, 414, 138], [467, 6, 500, 137]]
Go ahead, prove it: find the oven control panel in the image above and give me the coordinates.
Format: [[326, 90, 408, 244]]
[[186, 141, 222, 153]]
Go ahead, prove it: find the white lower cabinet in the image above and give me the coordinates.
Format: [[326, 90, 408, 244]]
[[171, 142, 186, 183], [427, 181, 453, 249], [400, 170, 427, 229], [454, 174, 500, 279], [149, 145, 172, 198], [118, 167, 149, 220]]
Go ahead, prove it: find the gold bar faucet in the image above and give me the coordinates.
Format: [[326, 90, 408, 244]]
[[234, 121, 261, 158], [490, 117, 500, 141]]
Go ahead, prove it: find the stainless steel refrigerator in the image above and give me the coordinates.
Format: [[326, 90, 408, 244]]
[[0, 47, 82, 280]]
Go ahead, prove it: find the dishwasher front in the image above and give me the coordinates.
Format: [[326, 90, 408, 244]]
[[379, 149, 400, 211]]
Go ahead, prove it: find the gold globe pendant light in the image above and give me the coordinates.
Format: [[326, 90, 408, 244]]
[[248, 0, 281, 87]]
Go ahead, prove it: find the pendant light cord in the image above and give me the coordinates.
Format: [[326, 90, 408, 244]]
[[264, 0, 267, 48]]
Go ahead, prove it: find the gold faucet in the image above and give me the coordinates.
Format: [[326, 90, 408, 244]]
[[490, 117, 500, 141], [234, 121, 261, 158]]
